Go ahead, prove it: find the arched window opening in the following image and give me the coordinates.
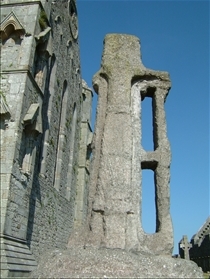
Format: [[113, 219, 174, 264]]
[[66, 104, 77, 200], [0, 95, 11, 160], [54, 80, 68, 191], [40, 54, 57, 174], [34, 43, 50, 91], [0, 12, 25, 64], [21, 130, 37, 175], [21, 103, 42, 175], [2, 24, 15, 40], [1, 24, 22, 68]]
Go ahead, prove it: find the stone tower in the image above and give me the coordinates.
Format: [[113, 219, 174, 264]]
[[0, 0, 92, 277]]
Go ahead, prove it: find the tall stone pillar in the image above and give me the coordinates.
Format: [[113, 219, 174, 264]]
[[87, 34, 173, 255]]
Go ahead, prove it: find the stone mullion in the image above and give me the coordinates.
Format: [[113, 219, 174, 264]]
[[153, 87, 172, 235], [153, 88, 170, 150]]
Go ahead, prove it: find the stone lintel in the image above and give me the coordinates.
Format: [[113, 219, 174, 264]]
[[132, 69, 171, 84], [141, 151, 159, 170]]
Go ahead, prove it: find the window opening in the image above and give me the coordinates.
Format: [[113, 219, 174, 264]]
[[40, 54, 57, 174], [141, 96, 153, 151], [141, 169, 156, 234], [66, 104, 77, 200], [54, 81, 68, 190]]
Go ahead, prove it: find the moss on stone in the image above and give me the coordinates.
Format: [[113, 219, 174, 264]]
[[39, 10, 48, 30]]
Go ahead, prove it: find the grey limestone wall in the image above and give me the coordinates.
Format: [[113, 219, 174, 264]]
[[26, 0, 83, 259], [1, 0, 44, 240], [0, 2, 39, 69], [1, 0, 84, 270], [3, 72, 43, 239]]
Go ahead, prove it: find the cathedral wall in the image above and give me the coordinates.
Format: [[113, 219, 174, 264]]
[[1, 0, 84, 268], [0, 3, 38, 69], [25, 0, 83, 259], [3, 72, 42, 239]]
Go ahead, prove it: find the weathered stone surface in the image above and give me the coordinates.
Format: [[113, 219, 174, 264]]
[[0, 1, 203, 275], [30, 33, 203, 278], [0, 0, 90, 276], [87, 33, 173, 256], [30, 245, 203, 278]]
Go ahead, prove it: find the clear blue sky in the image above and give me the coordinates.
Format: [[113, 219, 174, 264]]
[[77, 0, 209, 254]]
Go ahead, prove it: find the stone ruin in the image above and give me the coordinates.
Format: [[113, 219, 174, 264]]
[[179, 217, 210, 272], [86, 33, 173, 255], [31, 34, 203, 278], [0, 0, 204, 277]]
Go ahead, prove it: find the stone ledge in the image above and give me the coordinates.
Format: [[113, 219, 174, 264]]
[[1, 236, 37, 277]]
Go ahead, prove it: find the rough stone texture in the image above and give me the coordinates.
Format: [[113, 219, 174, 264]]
[[74, 80, 93, 228], [30, 33, 203, 279], [0, 0, 92, 277], [0, 1, 203, 277], [87, 33, 173, 256], [31, 245, 203, 278]]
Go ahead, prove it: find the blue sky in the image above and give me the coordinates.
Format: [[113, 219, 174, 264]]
[[77, 0, 209, 254]]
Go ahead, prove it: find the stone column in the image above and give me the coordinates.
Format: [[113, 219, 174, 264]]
[[87, 34, 173, 255], [153, 86, 172, 232]]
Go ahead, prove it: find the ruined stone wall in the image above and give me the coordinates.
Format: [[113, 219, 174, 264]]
[[190, 235, 210, 272], [26, 0, 82, 259], [189, 217, 210, 272], [1, 1, 41, 240], [29, 34, 204, 279], [3, 74, 43, 239], [1, 0, 84, 275], [178, 218, 210, 272], [87, 34, 173, 256]]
